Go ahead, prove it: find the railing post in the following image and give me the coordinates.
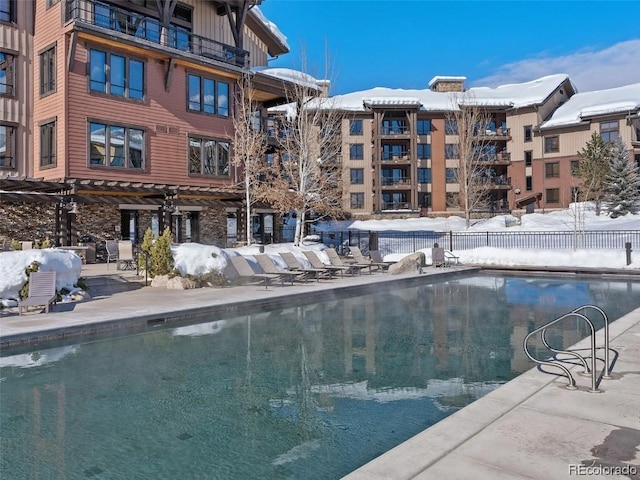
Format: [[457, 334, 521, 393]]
[[626, 242, 632, 265], [449, 231, 453, 251]]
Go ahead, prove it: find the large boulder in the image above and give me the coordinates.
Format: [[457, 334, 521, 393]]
[[389, 252, 425, 275]]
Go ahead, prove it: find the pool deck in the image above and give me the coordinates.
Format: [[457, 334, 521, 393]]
[[1, 263, 639, 479]]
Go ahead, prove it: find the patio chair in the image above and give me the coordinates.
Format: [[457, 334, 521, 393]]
[[369, 250, 396, 269], [324, 248, 367, 275], [18, 271, 57, 315], [279, 252, 329, 282], [432, 247, 446, 268], [228, 255, 281, 289], [254, 254, 307, 285], [302, 250, 347, 278], [116, 240, 136, 271], [349, 246, 387, 272], [105, 240, 119, 269]]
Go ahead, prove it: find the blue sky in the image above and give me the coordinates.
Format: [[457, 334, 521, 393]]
[[259, 1, 640, 95]]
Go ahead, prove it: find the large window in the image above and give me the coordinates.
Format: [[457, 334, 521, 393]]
[[40, 120, 56, 167], [446, 168, 458, 183], [524, 125, 532, 142], [544, 136, 559, 153], [417, 119, 431, 135], [600, 121, 619, 143], [0, 52, 14, 96], [0, 0, 15, 23], [524, 150, 532, 166], [445, 144, 459, 159], [350, 193, 364, 209], [525, 176, 532, 191], [350, 168, 364, 184], [546, 188, 559, 204], [570, 160, 580, 176], [349, 119, 363, 135], [89, 122, 145, 169], [189, 136, 230, 176], [187, 74, 229, 116], [381, 118, 407, 135], [0, 124, 15, 168], [545, 162, 560, 178], [382, 144, 407, 160], [90, 49, 144, 100], [349, 144, 363, 160], [417, 143, 431, 159], [445, 119, 458, 135], [417, 168, 431, 183], [40, 46, 56, 95]]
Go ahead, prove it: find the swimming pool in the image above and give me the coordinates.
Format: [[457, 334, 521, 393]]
[[1, 273, 639, 479]]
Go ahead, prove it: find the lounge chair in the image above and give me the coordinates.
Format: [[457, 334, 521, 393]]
[[369, 250, 396, 269], [349, 246, 388, 272], [105, 240, 118, 269], [302, 250, 347, 278], [254, 254, 307, 285], [18, 271, 57, 315], [279, 252, 329, 282], [432, 247, 446, 267], [117, 240, 136, 271], [228, 255, 282, 289], [324, 248, 367, 275]]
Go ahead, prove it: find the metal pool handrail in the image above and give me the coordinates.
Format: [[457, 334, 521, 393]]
[[523, 305, 611, 393]]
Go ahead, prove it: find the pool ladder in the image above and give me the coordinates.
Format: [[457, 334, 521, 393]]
[[523, 305, 616, 393]]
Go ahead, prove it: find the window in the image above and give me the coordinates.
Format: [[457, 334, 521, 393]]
[[46, 0, 60, 8], [418, 192, 431, 208], [446, 168, 458, 183], [89, 49, 144, 99], [0, 0, 15, 23], [349, 144, 363, 160], [525, 176, 532, 191], [545, 162, 560, 178], [446, 192, 459, 208], [40, 46, 56, 95], [524, 150, 532, 166], [381, 118, 407, 135], [570, 160, 580, 176], [445, 119, 458, 135], [188, 136, 230, 176], [417, 168, 431, 183], [350, 193, 364, 209], [40, 120, 56, 167], [417, 143, 431, 159], [600, 121, 619, 143], [445, 143, 459, 159], [0, 124, 15, 168], [349, 119, 363, 135], [89, 122, 145, 169], [0, 52, 14, 96], [350, 168, 363, 184], [417, 119, 431, 135], [544, 136, 559, 153], [382, 144, 407, 160], [188, 74, 229, 116], [546, 188, 559, 204], [524, 125, 532, 142]]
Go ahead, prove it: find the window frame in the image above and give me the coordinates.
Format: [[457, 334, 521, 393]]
[[600, 120, 619, 143], [88, 120, 146, 170], [524, 150, 532, 166], [349, 143, 363, 160], [524, 125, 532, 142], [417, 167, 431, 183], [445, 167, 458, 183], [0, 123, 15, 169], [417, 143, 431, 160], [445, 119, 458, 135], [545, 162, 560, 178], [187, 73, 229, 117], [40, 119, 57, 168], [0, 0, 15, 23], [350, 168, 364, 185], [546, 188, 560, 204], [544, 135, 559, 153], [445, 143, 459, 159], [89, 47, 145, 100], [40, 45, 56, 96], [525, 176, 532, 191], [350, 192, 364, 209], [417, 119, 431, 135], [0, 51, 15, 96], [188, 135, 231, 177], [349, 119, 363, 136]]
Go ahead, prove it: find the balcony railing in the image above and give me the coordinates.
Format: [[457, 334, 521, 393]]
[[381, 177, 409, 186], [381, 201, 411, 210], [380, 126, 410, 135], [381, 151, 410, 161], [477, 151, 512, 163], [65, 0, 249, 68], [474, 126, 511, 137]]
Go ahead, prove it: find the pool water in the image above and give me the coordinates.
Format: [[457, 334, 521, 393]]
[[1, 273, 639, 479]]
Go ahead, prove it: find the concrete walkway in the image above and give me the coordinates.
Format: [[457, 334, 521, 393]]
[[1, 263, 639, 479]]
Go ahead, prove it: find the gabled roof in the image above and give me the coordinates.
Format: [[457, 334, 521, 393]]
[[540, 83, 640, 129]]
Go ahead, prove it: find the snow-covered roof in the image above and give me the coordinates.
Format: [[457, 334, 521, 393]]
[[252, 67, 322, 91], [363, 97, 423, 107], [324, 74, 573, 112], [428, 76, 467, 88], [540, 83, 640, 129], [249, 7, 290, 52]]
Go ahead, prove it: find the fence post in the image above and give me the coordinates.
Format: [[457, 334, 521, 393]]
[[449, 231, 453, 251], [486, 231, 490, 246], [626, 242, 632, 266]]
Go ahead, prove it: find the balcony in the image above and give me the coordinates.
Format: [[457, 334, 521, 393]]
[[380, 201, 412, 210], [380, 125, 410, 138], [381, 176, 410, 186], [381, 151, 410, 162], [477, 151, 512, 165], [65, 0, 249, 68], [486, 176, 512, 190], [474, 126, 511, 140]]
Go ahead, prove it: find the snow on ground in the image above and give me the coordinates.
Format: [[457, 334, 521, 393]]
[[0, 206, 638, 303]]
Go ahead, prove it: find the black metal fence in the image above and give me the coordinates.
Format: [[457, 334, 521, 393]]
[[307, 229, 640, 255]]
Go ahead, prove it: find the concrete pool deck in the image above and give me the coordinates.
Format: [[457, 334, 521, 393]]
[[1, 263, 639, 479]]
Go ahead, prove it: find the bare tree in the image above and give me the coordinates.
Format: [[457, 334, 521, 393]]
[[231, 73, 268, 246], [445, 95, 496, 228], [255, 74, 345, 245]]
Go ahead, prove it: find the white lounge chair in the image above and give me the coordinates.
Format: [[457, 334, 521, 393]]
[[18, 271, 57, 315], [117, 241, 136, 270]]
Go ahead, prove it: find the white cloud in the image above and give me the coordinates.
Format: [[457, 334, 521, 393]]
[[473, 39, 640, 92]]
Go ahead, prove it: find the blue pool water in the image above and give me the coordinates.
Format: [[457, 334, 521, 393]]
[[1, 273, 639, 479]]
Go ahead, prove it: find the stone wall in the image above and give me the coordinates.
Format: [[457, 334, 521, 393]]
[[0, 202, 57, 244]]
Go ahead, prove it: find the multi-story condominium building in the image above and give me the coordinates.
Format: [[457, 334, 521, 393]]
[[334, 75, 640, 218], [0, 0, 301, 247]]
